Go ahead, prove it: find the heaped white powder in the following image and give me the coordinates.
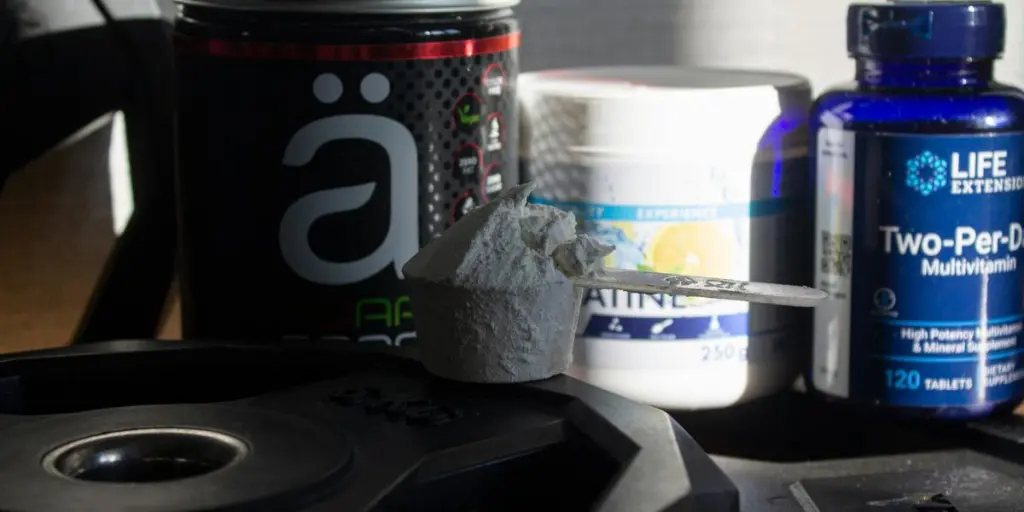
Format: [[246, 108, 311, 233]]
[[403, 182, 613, 383]]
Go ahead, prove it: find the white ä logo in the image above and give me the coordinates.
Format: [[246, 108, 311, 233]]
[[279, 72, 418, 285]]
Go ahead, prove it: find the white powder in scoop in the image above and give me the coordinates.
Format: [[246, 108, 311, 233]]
[[403, 182, 613, 383]]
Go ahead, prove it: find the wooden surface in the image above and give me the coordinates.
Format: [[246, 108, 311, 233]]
[[0, 120, 179, 355]]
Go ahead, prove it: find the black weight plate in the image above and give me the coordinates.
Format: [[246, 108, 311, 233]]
[[0, 340, 739, 512], [0, 404, 351, 511]]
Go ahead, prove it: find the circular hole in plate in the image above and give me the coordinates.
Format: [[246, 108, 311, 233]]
[[42, 428, 248, 483]]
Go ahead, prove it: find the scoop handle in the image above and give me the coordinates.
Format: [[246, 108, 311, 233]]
[[571, 268, 827, 308]]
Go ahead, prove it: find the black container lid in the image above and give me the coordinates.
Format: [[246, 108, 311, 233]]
[[175, 0, 519, 14], [847, 1, 1006, 59]]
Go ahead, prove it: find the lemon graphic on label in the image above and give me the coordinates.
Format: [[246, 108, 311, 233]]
[[646, 222, 735, 304]]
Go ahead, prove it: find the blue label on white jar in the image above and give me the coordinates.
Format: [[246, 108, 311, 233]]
[[813, 130, 1024, 409]]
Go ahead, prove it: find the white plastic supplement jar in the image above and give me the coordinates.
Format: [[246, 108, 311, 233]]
[[520, 66, 813, 410]]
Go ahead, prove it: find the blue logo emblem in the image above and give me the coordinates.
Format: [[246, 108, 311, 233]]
[[905, 151, 949, 196]]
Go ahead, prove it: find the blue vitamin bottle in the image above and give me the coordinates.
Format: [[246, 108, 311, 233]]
[[809, 1, 1024, 420]]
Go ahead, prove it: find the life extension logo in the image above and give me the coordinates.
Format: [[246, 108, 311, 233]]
[[904, 151, 948, 196], [905, 149, 1023, 196]]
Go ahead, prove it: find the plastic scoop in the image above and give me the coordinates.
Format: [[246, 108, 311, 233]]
[[572, 268, 826, 308]]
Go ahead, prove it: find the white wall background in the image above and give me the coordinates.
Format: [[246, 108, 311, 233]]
[[676, 0, 1024, 93], [517, 0, 681, 70], [519, 0, 1024, 92]]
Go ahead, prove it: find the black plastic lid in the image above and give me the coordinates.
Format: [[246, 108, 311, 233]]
[[847, 1, 1005, 59]]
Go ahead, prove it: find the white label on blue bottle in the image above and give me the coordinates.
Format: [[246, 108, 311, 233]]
[[813, 127, 856, 398], [813, 128, 1024, 409]]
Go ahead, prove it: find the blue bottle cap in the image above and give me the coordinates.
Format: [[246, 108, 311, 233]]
[[847, 1, 1005, 59]]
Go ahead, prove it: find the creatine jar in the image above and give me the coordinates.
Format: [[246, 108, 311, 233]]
[[174, 0, 520, 348], [521, 67, 814, 410]]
